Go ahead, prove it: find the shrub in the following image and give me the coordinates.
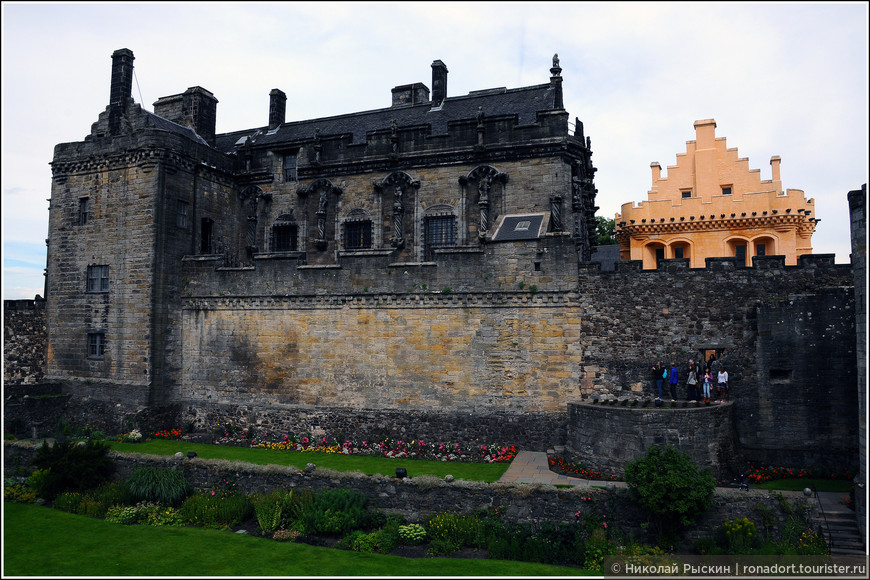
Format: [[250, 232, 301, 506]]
[[52, 491, 84, 514], [105, 505, 140, 525], [300, 489, 369, 536], [721, 517, 759, 554], [624, 445, 716, 544], [126, 466, 192, 507], [398, 523, 427, 545], [30, 440, 114, 500], [251, 489, 296, 535], [4, 483, 37, 504], [424, 512, 486, 550], [179, 491, 253, 529]]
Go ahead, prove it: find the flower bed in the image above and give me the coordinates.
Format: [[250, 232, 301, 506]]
[[548, 455, 622, 481], [151, 425, 518, 464], [744, 464, 855, 484]]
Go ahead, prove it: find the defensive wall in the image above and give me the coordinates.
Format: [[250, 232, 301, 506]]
[[3, 232, 859, 479]]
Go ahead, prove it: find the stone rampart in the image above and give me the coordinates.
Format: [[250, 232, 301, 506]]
[[566, 402, 738, 480]]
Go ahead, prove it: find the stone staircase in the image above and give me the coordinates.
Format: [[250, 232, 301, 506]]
[[817, 492, 865, 555]]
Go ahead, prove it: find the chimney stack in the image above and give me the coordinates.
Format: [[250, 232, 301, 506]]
[[269, 89, 286, 130], [110, 48, 135, 112], [431, 60, 448, 105]]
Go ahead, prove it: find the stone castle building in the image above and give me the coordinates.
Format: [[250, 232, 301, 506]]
[[615, 119, 817, 269], [6, 49, 861, 488]]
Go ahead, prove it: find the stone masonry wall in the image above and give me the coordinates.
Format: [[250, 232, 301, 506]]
[[2, 440, 824, 553], [566, 402, 739, 480], [574, 255, 856, 471], [3, 299, 46, 385]]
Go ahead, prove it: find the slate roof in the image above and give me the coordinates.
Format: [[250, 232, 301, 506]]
[[142, 108, 210, 146], [213, 83, 559, 154]]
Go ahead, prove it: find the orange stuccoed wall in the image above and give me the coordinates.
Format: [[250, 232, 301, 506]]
[[615, 119, 817, 269]]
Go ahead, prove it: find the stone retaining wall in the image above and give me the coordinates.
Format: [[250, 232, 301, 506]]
[[566, 401, 739, 480], [3, 441, 821, 552]]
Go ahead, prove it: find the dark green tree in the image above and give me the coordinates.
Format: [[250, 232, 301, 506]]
[[623, 444, 716, 546], [594, 216, 616, 246]]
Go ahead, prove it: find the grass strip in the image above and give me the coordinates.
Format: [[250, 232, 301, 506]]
[[750, 478, 853, 493], [3, 502, 582, 576], [108, 440, 510, 482]]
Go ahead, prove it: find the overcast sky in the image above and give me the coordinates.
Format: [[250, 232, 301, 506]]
[[2, 1, 867, 300]]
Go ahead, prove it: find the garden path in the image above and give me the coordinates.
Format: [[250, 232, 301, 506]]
[[497, 450, 627, 487]]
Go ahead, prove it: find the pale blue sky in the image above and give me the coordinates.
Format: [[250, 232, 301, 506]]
[[2, 1, 868, 300]]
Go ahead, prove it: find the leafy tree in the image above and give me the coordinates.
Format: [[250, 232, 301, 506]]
[[624, 445, 716, 545], [594, 216, 616, 246], [30, 439, 114, 500]]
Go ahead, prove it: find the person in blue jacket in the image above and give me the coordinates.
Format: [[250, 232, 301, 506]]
[[669, 361, 679, 401]]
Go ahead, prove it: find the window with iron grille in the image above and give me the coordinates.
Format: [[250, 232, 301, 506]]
[[88, 332, 106, 358], [344, 221, 372, 250], [271, 224, 298, 252], [86, 265, 109, 293], [425, 215, 456, 259]]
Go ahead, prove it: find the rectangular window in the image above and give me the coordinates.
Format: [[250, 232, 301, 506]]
[[735, 244, 746, 265], [86, 265, 109, 293], [681, 190, 692, 199], [88, 332, 106, 358], [201, 218, 214, 254], [674, 247, 684, 259], [756, 243, 766, 257], [283, 154, 297, 182], [722, 186, 733, 195], [344, 221, 372, 250], [177, 200, 189, 228], [79, 198, 90, 225], [271, 224, 298, 252], [425, 216, 456, 260]]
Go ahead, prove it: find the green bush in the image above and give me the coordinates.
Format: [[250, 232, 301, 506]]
[[52, 491, 84, 514], [179, 491, 253, 529], [721, 517, 759, 554], [30, 440, 114, 500], [251, 489, 296, 535], [300, 489, 369, 536], [624, 445, 716, 544], [4, 482, 37, 504], [126, 466, 193, 507], [424, 511, 486, 550], [398, 523, 427, 545], [105, 505, 140, 525]]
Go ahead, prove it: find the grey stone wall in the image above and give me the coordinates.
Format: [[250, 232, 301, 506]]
[[574, 255, 856, 472], [848, 184, 866, 543], [566, 402, 739, 480], [3, 441, 822, 553], [3, 298, 46, 384]]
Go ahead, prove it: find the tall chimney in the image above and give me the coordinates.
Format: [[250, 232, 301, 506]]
[[431, 60, 448, 105], [269, 89, 286, 130], [110, 48, 135, 112]]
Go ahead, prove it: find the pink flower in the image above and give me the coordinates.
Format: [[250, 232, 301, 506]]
[[603, 522, 608, 529]]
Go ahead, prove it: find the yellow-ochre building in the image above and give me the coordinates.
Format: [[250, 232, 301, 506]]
[[615, 119, 817, 269]]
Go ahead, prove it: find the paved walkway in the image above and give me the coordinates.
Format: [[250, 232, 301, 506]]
[[498, 450, 626, 487]]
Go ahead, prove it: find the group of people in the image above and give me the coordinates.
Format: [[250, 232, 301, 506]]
[[651, 355, 728, 405]]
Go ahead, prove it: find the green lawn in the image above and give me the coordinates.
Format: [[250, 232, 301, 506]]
[[2, 502, 585, 577], [750, 478, 853, 493], [108, 440, 511, 482]]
